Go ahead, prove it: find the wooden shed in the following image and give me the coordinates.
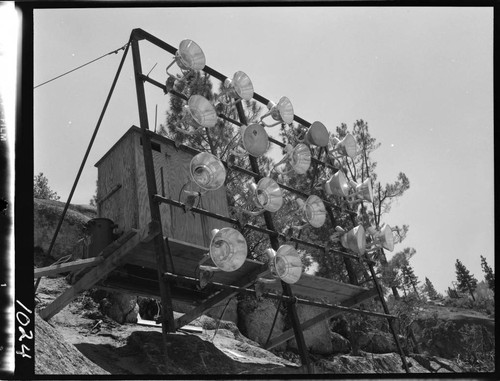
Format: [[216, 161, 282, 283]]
[[94, 125, 231, 245]]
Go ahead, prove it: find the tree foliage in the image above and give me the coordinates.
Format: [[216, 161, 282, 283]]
[[480, 255, 495, 293], [455, 259, 478, 301], [34, 172, 60, 201], [423, 277, 439, 300]]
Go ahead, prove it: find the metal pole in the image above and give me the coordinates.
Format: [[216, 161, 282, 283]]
[[366, 258, 410, 373], [130, 33, 176, 339]]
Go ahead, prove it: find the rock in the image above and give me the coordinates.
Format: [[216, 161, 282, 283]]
[[35, 313, 109, 375], [288, 305, 333, 355], [331, 332, 351, 354], [204, 297, 238, 325], [34, 198, 95, 261], [358, 331, 396, 354], [315, 353, 429, 374], [100, 292, 139, 324], [237, 296, 286, 351]]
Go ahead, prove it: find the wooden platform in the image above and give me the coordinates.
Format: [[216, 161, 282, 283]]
[[103, 235, 371, 306]]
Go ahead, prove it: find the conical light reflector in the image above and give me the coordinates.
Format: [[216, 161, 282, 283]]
[[352, 178, 373, 203], [252, 177, 283, 213], [276, 96, 294, 124], [224, 71, 254, 101], [190, 152, 226, 191], [371, 223, 394, 252], [304, 121, 329, 147], [323, 170, 350, 197], [185, 95, 217, 128], [288, 143, 311, 174], [298, 195, 326, 228], [209, 228, 247, 272], [177, 39, 206, 71], [267, 245, 303, 284], [240, 123, 269, 157], [340, 225, 366, 255]]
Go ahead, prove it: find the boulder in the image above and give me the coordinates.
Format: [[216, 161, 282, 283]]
[[288, 304, 333, 355], [331, 332, 351, 354], [100, 291, 139, 324], [237, 296, 286, 351], [358, 331, 397, 354]]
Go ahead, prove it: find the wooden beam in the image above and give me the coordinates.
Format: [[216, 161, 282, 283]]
[[174, 266, 270, 330], [39, 230, 140, 321], [264, 287, 379, 350], [34, 257, 103, 278]]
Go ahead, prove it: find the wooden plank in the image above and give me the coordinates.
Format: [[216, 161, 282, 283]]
[[39, 230, 140, 321], [264, 287, 379, 350], [260, 274, 366, 304], [34, 257, 103, 278]]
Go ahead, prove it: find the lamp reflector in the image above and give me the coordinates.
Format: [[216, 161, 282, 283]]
[[190, 152, 226, 191], [267, 245, 303, 284], [252, 177, 283, 213], [304, 121, 329, 147], [353, 178, 373, 203], [300, 195, 326, 228], [288, 143, 311, 174], [224, 71, 254, 101], [186, 95, 217, 128], [209, 228, 247, 272], [240, 123, 269, 157], [177, 39, 206, 71], [340, 225, 366, 255], [336, 133, 358, 158], [323, 170, 350, 197], [372, 224, 395, 252], [276, 96, 294, 124]]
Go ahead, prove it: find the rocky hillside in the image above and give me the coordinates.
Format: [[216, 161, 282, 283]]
[[34, 198, 495, 376]]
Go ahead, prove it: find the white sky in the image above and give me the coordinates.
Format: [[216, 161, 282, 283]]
[[32, 7, 494, 294]]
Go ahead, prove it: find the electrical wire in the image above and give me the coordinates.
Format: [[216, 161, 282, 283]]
[[34, 43, 129, 89]]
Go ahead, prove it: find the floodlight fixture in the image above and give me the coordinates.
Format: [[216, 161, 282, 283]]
[[299, 121, 330, 147], [166, 39, 206, 81], [330, 225, 366, 255], [176, 95, 218, 135], [260, 96, 294, 127], [329, 133, 358, 160], [272, 143, 311, 175], [198, 228, 248, 273], [230, 123, 270, 158]]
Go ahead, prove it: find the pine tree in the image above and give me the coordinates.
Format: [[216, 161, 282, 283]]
[[401, 264, 419, 297], [423, 277, 438, 300], [480, 255, 495, 293], [455, 259, 478, 301], [34, 172, 60, 200]]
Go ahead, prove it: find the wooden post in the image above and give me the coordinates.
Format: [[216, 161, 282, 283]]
[[130, 33, 176, 337]]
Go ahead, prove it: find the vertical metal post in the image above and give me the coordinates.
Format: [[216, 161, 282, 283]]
[[366, 258, 410, 373], [234, 103, 313, 374], [130, 34, 176, 336]]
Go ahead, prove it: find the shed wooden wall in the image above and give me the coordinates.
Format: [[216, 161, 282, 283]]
[[96, 127, 231, 248]]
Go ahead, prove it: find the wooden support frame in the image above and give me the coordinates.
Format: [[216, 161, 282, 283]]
[[39, 230, 140, 321], [34, 257, 103, 278], [69, 28, 410, 375], [264, 288, 378, 350]]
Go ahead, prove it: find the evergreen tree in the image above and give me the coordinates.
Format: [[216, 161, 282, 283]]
[[455, 259, 478, 301], [34, 172, 60, 200], [480, 255, 495, 293], [423, 277, 438, 300], [401, 263, 419, 297]]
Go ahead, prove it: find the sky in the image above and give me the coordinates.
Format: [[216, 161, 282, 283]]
[[31, 6, 493, 294]]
